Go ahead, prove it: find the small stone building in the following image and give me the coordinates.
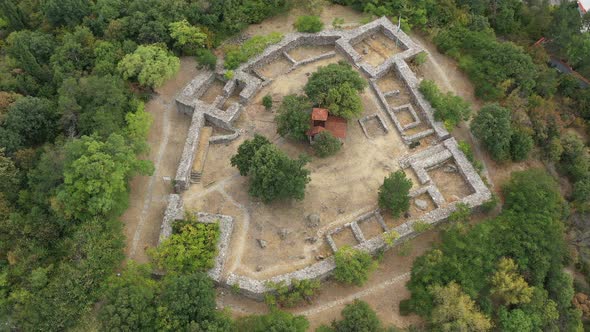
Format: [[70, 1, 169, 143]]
[[306, 108, 347, 143]]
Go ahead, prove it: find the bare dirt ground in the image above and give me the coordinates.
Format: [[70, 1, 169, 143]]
[[184, 53, 418, 279], [121, 4, 542, 329], [353, 31, 403, 67], [121, 57, 200, 263]]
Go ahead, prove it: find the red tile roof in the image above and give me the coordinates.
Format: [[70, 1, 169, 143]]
[[325, 116, 347, 139], [311, 108, 329, 121]]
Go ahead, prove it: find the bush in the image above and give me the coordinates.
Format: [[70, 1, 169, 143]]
[[378, 170, 412, 218], [150, 221, 219, 273], [305, 61, 367, 97], [413, 51, 428, 66], [333, 246, 377, 286], [294, 16, 324, 33], [224, 70, 234, 80], [262, 94, 272, 111], [224, 32, 283, 69], [509, 127, 534, 161], [195, 49, 217, 70], [412, 221, 432, 232], [332, 17, 345, 29], [235, 309, 309, 332], [458, 140, 483, 173], [332, 300, 383, 332], [471, 103, 513, 162], [419, 80, 471, 130], [313, 131, 341, 157], [265, 279, 320, 308], [275, 95, 311, 141]]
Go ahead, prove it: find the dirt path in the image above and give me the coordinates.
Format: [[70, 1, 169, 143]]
[[121, 57, 199, 263]]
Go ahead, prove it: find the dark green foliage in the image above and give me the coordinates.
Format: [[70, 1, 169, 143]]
[[0, 97, 58, 153], [509, 127, 534, 162], [195, 49, 217, 70], [294, 15, 324, 33], [247, 144, 311, 202], [275, 95, 311, 141], [333, 246, 377, 286], [99, 263, 158, 331], [471, 103, 513, 161], [231, 135, 311, 202], [419, 80, 471, 130], [378, 170, 412, 218], [331, 300, 383, 332], [304, 61, 366, 117], [262, 94, 273, 111], [265, 279, 321, 308], [42, 0, 91, 27], [559, 134, 590, 182], [236, 309, 309, 332], [313, 131, 342, 157], [405, 170, 580, 330], [224, 32, 283, 69], [230, 134, 271, 176], [157, 272, 232, 331]]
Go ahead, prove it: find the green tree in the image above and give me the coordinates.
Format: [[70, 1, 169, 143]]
[[471, 103, 513, 161], [195, 49, 217, 70], [490, 257, 534, 305], [419, 80, 471, 130], [230, 134, 271, 176], [333, 246, 377, 286], [236, 309, 309, 332], [169, 20, 207, 55], [501, 168, 564, 218], [56, 134, 153, 221], [118, 45, 180, 88], [498, 308, 533, 332], [262, 94, 273, 111], [294, 15, 324, 33], [430, 282, 492, 332], [378, 170, 412, 218], [509, 127, 534, 161], [157, 272, 232, 331], [304, 61, 366, 107], [42, 0, 90, 27], [325, 82, 364, 119], [150, 223, 219, 273], [275, 95, 311, 141], [247, 144, 311, 202], [99, 263, 158, 331], [49, 26, 96, 85], [0, 96, 58, 153], [313, 131, 342, 157], [331, 300, 384, 332]]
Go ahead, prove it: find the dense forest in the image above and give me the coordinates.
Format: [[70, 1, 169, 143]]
[[1, 0, 589, 331]]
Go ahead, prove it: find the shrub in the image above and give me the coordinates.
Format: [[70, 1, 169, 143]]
[[224, 70, 234, 80], [332, 17, 345, 29], [412, 220, 432, 232], [332, 300, 383, 332], [195, 49, 217, 70], [449, 203, 471, 223], [458, 140, 483, 173], [383, 230, 400, 246], [265, 279, 320, 308], [419, 80, 471, 130], [150, 222, 219, 273], [378, 170, 412, 218], [509, 127, 534, 161], [305, 61, 367, 95], [413, 51, 428, 66], [262, 94, 272, 111], [294, 16, 324, 33], [312, 131, 341, 157], [275, 95, 311, 141], [224, 32, 283, 69], [333, 246, 377, 286], [471, 103, 513, 161]]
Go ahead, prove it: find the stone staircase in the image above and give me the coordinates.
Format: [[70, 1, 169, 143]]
[[190, 126, 213, 183]]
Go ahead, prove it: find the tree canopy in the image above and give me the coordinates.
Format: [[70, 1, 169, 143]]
[[275, 95, 311, 141], [378, 170, 412, 218], [118, 44, 180, 88]]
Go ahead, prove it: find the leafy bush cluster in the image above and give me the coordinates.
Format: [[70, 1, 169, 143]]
[[317, 300, 387, 332], [304, 61, 367, 119], [333, 246, 377, 286], [275, 94, 312, 141], [265, 279, 321, 308], [231, 134, 311, 202], [378, 170, 412, 218], [195, 48, 217, 70], [471, 103, 533, 162], [294, 15, 324, 33], [419, 79, 471, 130], [312, 131, 342, 157], [99, 265, 232, 331], [150, 217, 220, 273], [403, 169, 582, 331], [224, 32, 283, 69]]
